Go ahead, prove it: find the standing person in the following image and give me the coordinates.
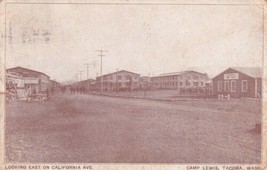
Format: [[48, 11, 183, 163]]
[[46, 88, 49, 100], [70, 86, 73, 94], [32, 88, 37, 97], [74, 86, 76, 94], [73, 86, 75, 94], [63, 86, 66, 94], [82, 86, 85, 94], [76, 86, 80, 94], [51, 87, 54, 96], [74, 86, 77, 94], [79, 86, 82, 94]]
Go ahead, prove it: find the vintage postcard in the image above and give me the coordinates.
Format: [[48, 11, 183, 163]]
[[0, 0, 266, 170]]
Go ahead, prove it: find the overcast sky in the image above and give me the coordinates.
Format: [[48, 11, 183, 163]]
[[5, 3, 263, 82]]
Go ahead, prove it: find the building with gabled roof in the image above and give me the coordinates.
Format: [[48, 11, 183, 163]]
[[6, 66, 51, 94], [151, 70, 209, 94], [212, 67, 262, 98], [7, 66, 50, 78], [229, 67, 262, 78], [96, 70, 140, 91], [70, 79, 96, 91]]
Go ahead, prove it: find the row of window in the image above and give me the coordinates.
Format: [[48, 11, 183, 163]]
[[217, 80, 247, 92], [152, 81, 204, 87], [103, 75, 139, 80], [103, 82, 138, 86], [152, 76, 178, 81], [152, 75, 206, 81], [153, 81, 178, 87]]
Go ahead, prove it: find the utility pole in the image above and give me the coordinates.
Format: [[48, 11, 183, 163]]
[[177, 75, 180, 95], [84, 63, 93, 92], [96, 50, 108, 94], [116, 68, 118, 94], [85, 63, 89, 80], [78, 71, 83, 81], [80, 71, 83, 81]]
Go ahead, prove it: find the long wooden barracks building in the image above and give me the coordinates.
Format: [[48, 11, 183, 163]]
[[6, 66, 51, 94], [150, 70, 209, 90], [96, 70, 140, 91], [212, 67, 262, 98]]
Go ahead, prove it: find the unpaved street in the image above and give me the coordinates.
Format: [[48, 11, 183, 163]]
[[5, 94, 261, 163]]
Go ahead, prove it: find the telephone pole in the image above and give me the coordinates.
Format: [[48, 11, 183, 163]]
[[77, 72, 79, 81], [77, 71, 83, 81], [96, 50, 108, 94], [116, 68, 118, 94], [84, 63, 93, 91]]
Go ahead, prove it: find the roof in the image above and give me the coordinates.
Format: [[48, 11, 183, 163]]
[[155, 70, 206, 77], [79, 79, 96, 83], [6, 71, 22, 77], [70, 79, 96, 86], [7, 66, 50, 78], [231, 67, 262, 78], [97, 70, 140, 78], [50, 80, 60, 84], [6, 72, 23, 79], [212, 67, 262, 79]]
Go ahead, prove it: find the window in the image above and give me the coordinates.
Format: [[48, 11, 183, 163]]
[[185, 75, 190, 79], [242, 80, 247, 92], [224, 81, 229, 92], [194, 82, 198, 86], [180, 82, 183, 86], [231, 81, 236, 92], [118, 75, 122, 80], [186, 80, 190, 86], [218, 81, 222, 91]]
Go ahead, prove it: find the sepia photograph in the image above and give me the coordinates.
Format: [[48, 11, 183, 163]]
[[0, 0, 266, 169]]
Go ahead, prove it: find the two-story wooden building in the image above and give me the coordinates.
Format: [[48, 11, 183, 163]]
[[150, 70, 209, 95], [70, 79, 96, 91], [212, 67, 262, 98], [96, 70, 140, 91]]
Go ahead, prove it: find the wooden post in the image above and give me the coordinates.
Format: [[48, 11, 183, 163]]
[[255, 78, 257, 98]]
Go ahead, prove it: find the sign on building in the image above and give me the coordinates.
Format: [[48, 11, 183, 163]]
[[224, 73, 239, 80]]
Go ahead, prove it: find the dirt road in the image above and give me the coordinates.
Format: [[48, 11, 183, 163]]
[[5, 94, 261, 163]]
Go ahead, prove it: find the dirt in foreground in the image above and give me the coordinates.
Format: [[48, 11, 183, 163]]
[[5, 94, 261, 163]]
